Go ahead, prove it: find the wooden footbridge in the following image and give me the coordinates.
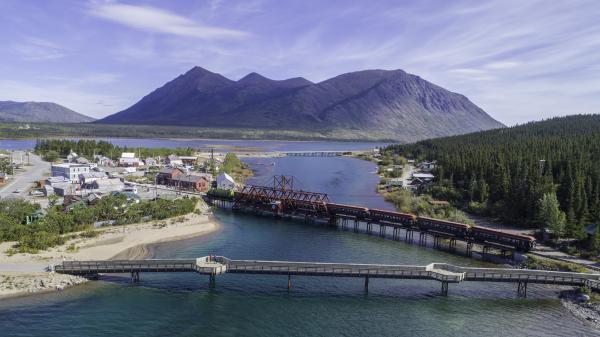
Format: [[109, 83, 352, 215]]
[[54, 256, 600, 297]]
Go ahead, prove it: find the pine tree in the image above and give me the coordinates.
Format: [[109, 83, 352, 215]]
[[537, 192, 566, 240]]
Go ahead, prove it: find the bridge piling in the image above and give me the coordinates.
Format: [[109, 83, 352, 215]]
[[441, 281, 449, 296], [130, 271, 140, 284], [364, 276, 369, 293], [517, 281, 528, 297], [353, 220, 359, 232], [288, 274, 292, 290]]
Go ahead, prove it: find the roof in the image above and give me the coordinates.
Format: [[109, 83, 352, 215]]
[[168, 154, 180, 160], [121, 152, 136, 158], [80, 172, 107, 179], [52, 163, 89, 169], [173, 174, 209, 183], [412, 173, 435, 179], [94, 178, 123, 187], [179, 156, 197, 160], [217, 172, 235, 183], [159, 167, 183, 175]]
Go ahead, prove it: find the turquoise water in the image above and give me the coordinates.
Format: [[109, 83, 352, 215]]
[[0, 156, 597, 336]]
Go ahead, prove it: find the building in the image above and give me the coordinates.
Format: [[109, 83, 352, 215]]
[[171, 174, 210, 192], [412, 173, 435, 182], [96, 156, 115, 167], [418, 161, 437, 172], [51, 163, 90, 183], [179, 156, 198, 167], [89, 178, 124, 194], [75, 157, 90, 165], [67, 151, 78, 163], [156, 167, 184, 185], [144, 158, 158, 167], [119, 152, 140, 167], [217, 173, 236, 190], [166, 154, 183, 167], [79, 172, 108, 185]]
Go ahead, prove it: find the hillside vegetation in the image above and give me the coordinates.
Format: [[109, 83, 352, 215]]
[[386, 115, 600, 242]]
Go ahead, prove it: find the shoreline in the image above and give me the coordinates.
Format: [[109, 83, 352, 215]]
[[0, 207, 221, 299]]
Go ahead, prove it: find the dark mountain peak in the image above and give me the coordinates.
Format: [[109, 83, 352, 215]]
[[98, 67, 503, 141], [238, 72, 272, 83]]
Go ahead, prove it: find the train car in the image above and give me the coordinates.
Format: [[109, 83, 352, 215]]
[[470, 226, 536, 252], [368, 208, 417, 226], [325, 203, 369, 219], [417, 217, 470, 238]]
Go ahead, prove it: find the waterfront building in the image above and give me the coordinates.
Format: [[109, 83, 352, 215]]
[[171, 174, 210, 192], [157, 167, 184, 185]]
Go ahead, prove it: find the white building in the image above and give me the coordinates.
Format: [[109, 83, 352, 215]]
[[412, 173, 435, 181], [119, 152, 140, 167], [51, 163, 90, 183], [166, 154, 183, 167], [217, 173, 236, 190]]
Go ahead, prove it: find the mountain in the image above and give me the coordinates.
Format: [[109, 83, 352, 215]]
[[98, 66, 503, 141], [0, 101, 95, 123]]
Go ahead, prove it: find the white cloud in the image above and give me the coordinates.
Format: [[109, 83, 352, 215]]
[[11, 36, 65, 61], [87, 2, 249, 39]]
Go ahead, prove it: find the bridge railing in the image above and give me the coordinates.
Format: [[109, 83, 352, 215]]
[[55, 259, 197, 273]]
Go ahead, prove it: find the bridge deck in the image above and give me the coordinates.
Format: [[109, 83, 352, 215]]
[[54, 257, 600, 290]]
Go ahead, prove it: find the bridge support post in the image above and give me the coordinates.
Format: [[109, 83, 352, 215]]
[[449, 238, 456, 250], [354, 220, 359, 232], [517, 281, 528, 297], [209, 273, 216, 288], [441, 281, 448, 296], [130, 272, 140, 284], [379, 225, 385, 237], [466, 242, 473, 257], [419, 232, 427, 246], [364, 276, 369, 293], [288, 274, 292, 290]]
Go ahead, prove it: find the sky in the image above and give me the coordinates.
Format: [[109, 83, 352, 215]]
[[1, 0, 599, 125]]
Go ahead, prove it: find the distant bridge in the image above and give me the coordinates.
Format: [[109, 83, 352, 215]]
[[283, 151, 352, 157], [54, 256, 600, 297]]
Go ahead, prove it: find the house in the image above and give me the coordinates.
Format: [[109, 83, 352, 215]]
[[51, 163, 90, 183], [96, 156, 115, 167], [54, 184, 78, 196], [418, 161, 437, 172], [144, 158, 158, 167], [45, 176, 70, 186], [217, 173, 236, 190], [25, 209, 46, 224], [171, 174, 210, 192], [412, 173, 435, 182], [166, 154, 183, 167], [386, 178, 403, 187], [67, 151, 78, 163], [179, 156, 198, 167], [111, 191, 141, 204], [119, 152, 140, 167], [75, 157, 90, 165], [156, 167, 184, 185]]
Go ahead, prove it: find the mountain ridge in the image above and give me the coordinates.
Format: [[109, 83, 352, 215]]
[[0, 101, 95, 123], [98, 67, 504, 142]]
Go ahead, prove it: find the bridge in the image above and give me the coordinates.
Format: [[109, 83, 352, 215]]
[[54, 256, 600, 297], [283, 151, 350, 157]]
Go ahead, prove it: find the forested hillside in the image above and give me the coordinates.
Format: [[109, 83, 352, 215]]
[[386, 114, 600, 239]]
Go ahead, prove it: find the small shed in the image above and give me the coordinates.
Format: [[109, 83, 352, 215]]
[[217, 173, 236, 191]]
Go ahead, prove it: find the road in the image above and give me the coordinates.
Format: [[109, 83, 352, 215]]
[[0, 152, 49, 199]]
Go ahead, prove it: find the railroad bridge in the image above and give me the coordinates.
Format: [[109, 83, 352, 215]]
[[205, 176, 535, 258], [54, 256, 600, 297]]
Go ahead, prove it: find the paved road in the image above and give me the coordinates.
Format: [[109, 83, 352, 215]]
[[0, 152, 49, 199]]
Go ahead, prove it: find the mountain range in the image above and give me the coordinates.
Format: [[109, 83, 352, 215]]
[[97, 67, 503, 142], [0, 101, 94, 123]]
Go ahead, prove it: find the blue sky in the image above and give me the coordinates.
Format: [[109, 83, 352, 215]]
[[1, 0, 599, 125]]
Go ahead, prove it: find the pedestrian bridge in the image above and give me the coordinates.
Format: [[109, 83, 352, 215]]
[[54, 256, 600, 297]]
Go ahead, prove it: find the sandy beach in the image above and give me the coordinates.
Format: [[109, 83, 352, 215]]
[[0, 204, 220, 298]]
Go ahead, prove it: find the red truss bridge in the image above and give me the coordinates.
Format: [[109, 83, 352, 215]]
[[205, 176, 536, 257]]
